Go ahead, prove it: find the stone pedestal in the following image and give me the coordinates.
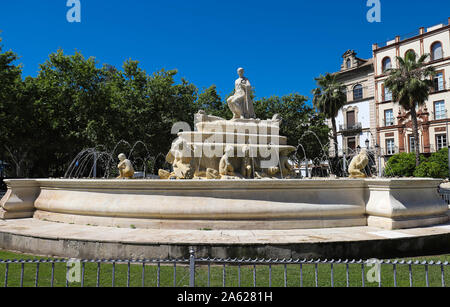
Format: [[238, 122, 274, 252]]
[[366, 179, 449, 229], [163, 112, 297, 179], [0, 180, 40, 219]]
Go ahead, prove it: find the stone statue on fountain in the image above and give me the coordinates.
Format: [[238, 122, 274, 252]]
[[117, 153, 135, 179], [227, 67, 255, 120], [348, 149, 369, 179], [159, 67, 296, 180]]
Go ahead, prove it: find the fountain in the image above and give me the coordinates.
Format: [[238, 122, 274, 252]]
[[0, 68, 448, 233]]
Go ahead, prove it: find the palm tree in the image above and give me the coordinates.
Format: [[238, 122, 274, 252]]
[[384, 52, 435, 166], [312, 73, 347, 158]]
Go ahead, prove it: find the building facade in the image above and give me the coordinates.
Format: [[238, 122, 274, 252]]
[[330, 50, 376, 157], [329, 18, 450, 166], [373, 18, 450, 160]]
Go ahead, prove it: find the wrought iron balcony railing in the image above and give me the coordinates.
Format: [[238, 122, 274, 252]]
[[339, 122, 362, 132]]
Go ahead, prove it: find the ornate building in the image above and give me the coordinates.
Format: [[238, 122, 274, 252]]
[[329, 18, 450, 167], [329, 50, 376, 157], [373, 18, 450, 159]]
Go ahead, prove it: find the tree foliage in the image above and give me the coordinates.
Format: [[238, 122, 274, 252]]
[[311, 73, 347, 157], [0, 39, 329, 178], [254, 94, 329, 164], [385, 153, 424, 177], [413, 148, 448, 179]]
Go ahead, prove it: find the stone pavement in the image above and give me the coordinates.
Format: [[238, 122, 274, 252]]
[[1, 218, 450, 259]]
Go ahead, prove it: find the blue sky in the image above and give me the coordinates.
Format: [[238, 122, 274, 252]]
[[0, 0, 449, 101]]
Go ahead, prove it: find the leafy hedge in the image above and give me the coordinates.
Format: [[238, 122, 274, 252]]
[[385, 149, 448, 179]]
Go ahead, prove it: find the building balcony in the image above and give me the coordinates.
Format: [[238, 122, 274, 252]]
[[339, 122, 362, 133]]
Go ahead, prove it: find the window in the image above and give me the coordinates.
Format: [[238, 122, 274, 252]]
[[409, 135, 419, 153], [383, 84, 392, 101], [347, 137, 356, 152], [346, 111, 356, 128], [382, 57, 391, 73], [434, 71, 445, 92], [431, 42, 443, 61], [436, 134, 447, 151], [384, 109, 394, 126], [386, 139, 395, 155], [346, 59, 352, 69], [353, 84, 363, 100], [405, 49, 416, 58], [434, 100, 446, 120]]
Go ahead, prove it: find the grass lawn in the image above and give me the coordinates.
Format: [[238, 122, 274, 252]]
[[0, 249, 449, 287]]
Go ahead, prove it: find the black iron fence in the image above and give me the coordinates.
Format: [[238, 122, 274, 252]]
[[1, 250, 450, 288]]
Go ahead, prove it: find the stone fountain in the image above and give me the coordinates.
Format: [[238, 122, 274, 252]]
[[159, 67, 296, 180], [0, 68, 448, 232]]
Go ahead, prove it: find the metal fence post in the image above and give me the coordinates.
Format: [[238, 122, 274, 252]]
[[189, 248, 196, 287]]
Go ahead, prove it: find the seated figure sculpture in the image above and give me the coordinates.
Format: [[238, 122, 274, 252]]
[[348, 149, 369, 179], [219, 145, 236, 177], [241, 146, 253, 179], [117, 154, 135, 179], [279, 148, 295, 178]]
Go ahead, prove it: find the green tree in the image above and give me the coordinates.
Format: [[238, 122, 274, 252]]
[[0, 38, 39, 177], [384, 52, 435, 166], [197, 85, 231, 119], [254, 94, 329, 164], [312, 73, 347, 157], [32, 51, 200, 176], [33, 50, 116, 176]]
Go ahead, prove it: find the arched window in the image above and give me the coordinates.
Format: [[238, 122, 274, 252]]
[[353, 84, 363, 101], [431, 42, 443, 61], [382, 57, 391, 73], [405, 49, 416, 59], [346, 58, 352, 69]]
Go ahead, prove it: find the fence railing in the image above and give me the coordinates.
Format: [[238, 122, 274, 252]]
[[339, 122, 362, 132], [439, 187, 450, 205], [1, 250, 450, 287]]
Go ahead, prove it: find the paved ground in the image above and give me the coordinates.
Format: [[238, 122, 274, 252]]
[[1, 218, 450, 259], [0, 218, 450, 245]]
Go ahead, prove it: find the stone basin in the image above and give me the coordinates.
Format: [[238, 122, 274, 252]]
[[0, 178, 448, 231]]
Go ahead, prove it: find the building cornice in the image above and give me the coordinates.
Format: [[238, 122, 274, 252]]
[[373, 24, 450, 53]]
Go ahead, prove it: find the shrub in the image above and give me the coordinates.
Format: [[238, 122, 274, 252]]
[[384, 153, 425, 177], [414, 148, 448, 179]]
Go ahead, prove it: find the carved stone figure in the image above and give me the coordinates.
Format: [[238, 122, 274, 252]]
[[348, 149, 369, 179], [166, 149, 195, 180], [267, 166, 280, 177], [161, 68, 296, 180], [158, 169, 172, 180], [241, 146, 253, 179], [194, 110, 225, 124], [279, 149, 294, 178], [219, 145, 235, 177], [117, 154, 135, 179], [227, 68, 255, 120], [206, 168, 221, 179]]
